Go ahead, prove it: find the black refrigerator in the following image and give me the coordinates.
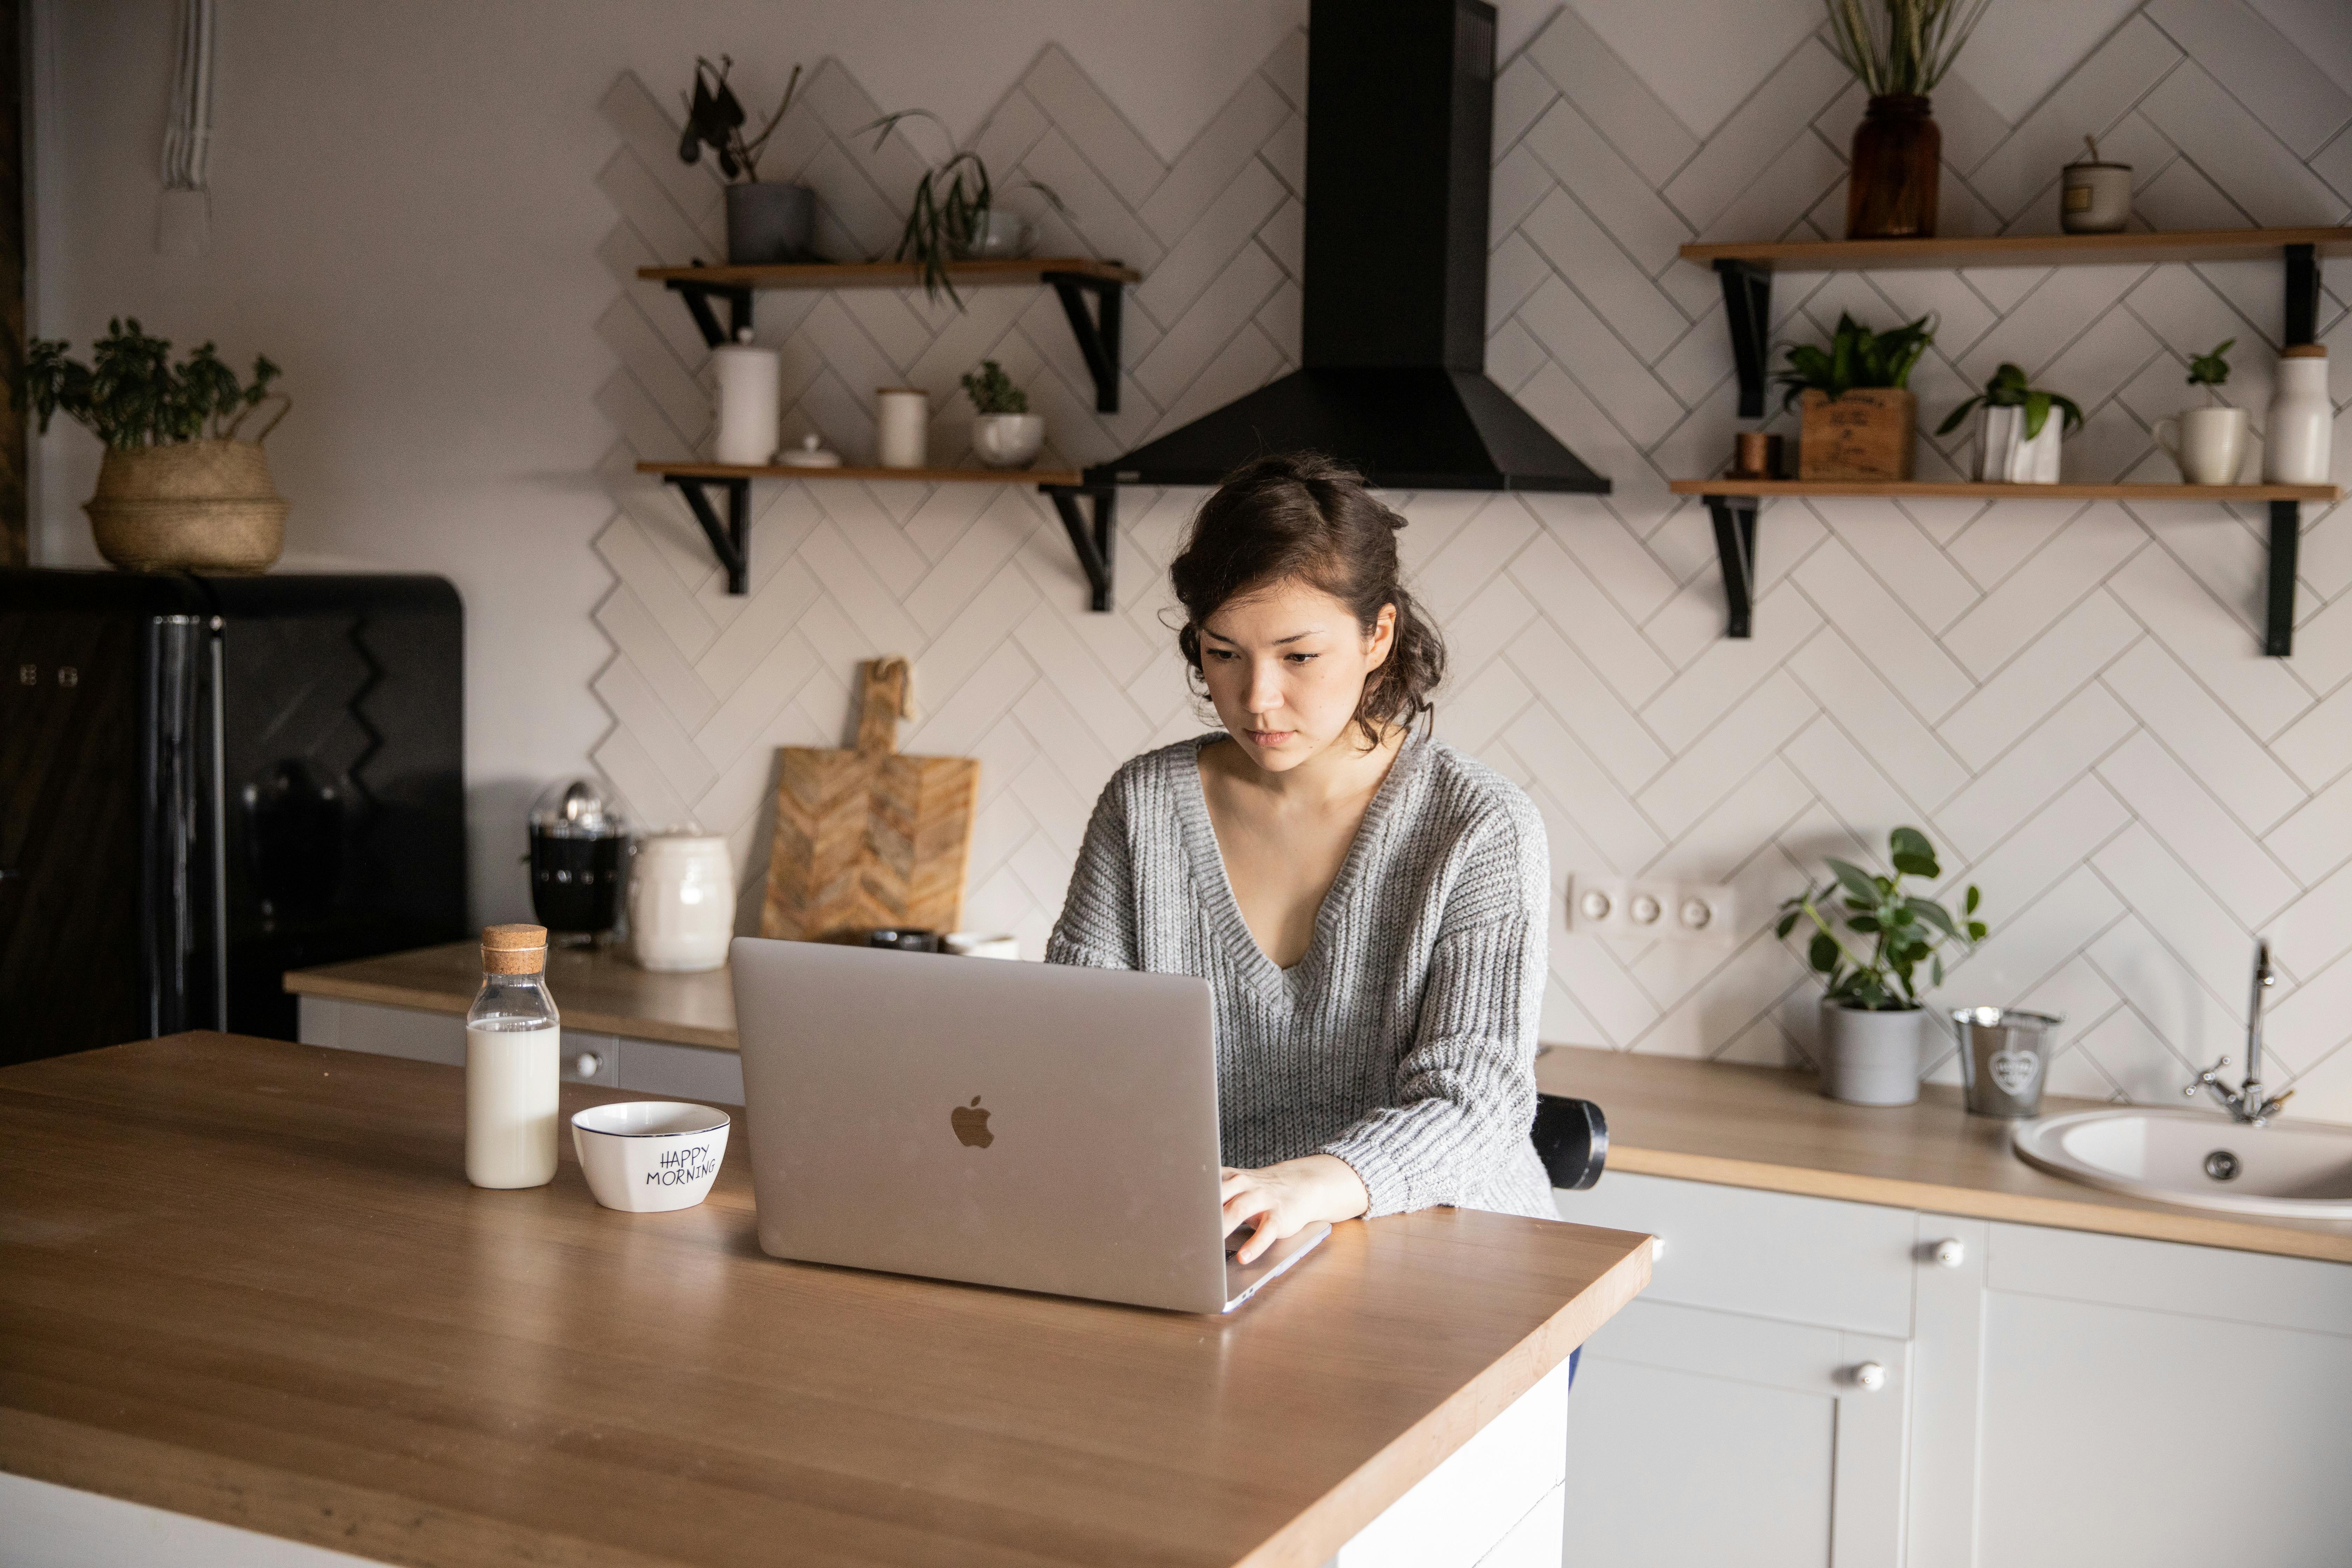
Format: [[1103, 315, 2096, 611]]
[[0, 570, 468, 1065]]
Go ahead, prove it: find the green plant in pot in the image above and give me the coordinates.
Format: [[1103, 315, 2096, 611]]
[[1938, 362, 2083, 484], [1778, 827, 1987, 1106], [2156, 340, 2249, 484], [29, 318, 289, 573], [1826, 0, 1993, 238], [859, 110, 1073, 305], [677, 55, 812, 265], [960, 359, 1044, 470], [1775, 312, 1935, 481]]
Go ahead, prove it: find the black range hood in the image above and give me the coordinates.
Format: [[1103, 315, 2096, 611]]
[[1086, 0, 1609, 495]]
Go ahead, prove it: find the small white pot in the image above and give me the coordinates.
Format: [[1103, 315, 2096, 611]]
[[571, 1101, 729, 1213], [1819, 1001, 1923, 1106], [630, 832, 734, 972], [972, 413, 1044, 469], [2264, 348, 2332, 485], [1976, 404, 2063, 484]]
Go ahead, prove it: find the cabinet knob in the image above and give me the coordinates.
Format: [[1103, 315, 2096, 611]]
[[1851, 1361, 1886, 1392], [573, 1052, 603, 1078], [1932, 1237, 1966, 1268]]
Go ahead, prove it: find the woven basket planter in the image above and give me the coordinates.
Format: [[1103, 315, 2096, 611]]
[[85, 438, 288, 573]]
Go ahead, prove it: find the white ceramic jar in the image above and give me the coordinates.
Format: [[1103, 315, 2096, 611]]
[[875, 387, 930, 469], [711, 330, 780, 466], [2264, 345, 2333, 485], [630, 832, 735, 972]]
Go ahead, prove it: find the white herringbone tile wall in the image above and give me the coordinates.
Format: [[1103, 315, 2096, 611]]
[[589, 1, 2352, 1116]]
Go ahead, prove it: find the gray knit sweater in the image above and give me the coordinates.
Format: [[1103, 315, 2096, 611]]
[[1046, 730, 1556, 1221]]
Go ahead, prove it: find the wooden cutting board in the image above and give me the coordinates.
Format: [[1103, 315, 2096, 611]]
[[759, 657, 979, 942]]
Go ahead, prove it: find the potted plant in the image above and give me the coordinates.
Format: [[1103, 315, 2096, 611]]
[[1824, 0, 1993, 238], [1776, 312, 1935, 481], [2154, 340, 2248, 485], [678, 55, 812, 265], [29, 318, 289, 573], [859, 110, 1072, 305], [961, 360, 1043, 469], [1938, 363, 2083, 484], [1778, 827, 1986, 1106]]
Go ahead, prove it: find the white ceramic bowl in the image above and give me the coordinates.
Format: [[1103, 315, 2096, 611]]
[[570, 1101, 730, 1212]]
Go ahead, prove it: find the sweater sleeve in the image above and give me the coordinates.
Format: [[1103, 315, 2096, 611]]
[[1045, 768, 1139, 970], [1318, 796, 1548, 1216]]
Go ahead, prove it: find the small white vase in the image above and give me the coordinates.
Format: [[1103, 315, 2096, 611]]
[[874, 388, 929, 469], [1818, 1001, 1922, 1106], [972, 413, 1044, 469], [1976, 404, 2062, 483], [2155, 405, 2248, 485], [2264, 347, 2332, 484]]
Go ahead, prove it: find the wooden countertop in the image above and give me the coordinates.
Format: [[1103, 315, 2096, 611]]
[[288, 947, 2350, 1264], [1537, 1045, 2352, 1266], [0, 1034, 1650, 1568], [287, 939, 738, 1050]]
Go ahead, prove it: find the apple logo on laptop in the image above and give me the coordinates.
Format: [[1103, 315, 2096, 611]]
[[951, 1095, 993, 1148]]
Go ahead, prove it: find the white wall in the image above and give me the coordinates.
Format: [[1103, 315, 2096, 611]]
[[32, 0, 2352, 1115]]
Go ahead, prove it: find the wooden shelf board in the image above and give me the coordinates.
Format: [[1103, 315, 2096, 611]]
[[1680, 226, 2352, 272], [1670, 479, 2342, 502], [637, 258, 1140, 289], [639, 460, 1085, 487]]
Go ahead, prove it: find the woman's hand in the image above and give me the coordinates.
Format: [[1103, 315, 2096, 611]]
[[1220, 1153, 1370, 1264]]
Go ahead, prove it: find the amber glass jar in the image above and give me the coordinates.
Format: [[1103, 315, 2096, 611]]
[[1846, 95, 1940, 239]]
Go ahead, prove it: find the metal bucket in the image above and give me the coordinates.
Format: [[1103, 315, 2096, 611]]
[[1951, 1008, 2063, 1118]]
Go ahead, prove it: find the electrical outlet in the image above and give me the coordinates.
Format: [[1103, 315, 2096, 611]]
[[1566, 875, 1738, 943]]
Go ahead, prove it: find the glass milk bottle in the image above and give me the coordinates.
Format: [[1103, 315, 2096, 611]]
[[465, 924, 560, 1188]]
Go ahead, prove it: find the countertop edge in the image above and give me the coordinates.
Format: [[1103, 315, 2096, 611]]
[[1238, 1234, 1654, 1568], [281, 970, 740, 1053], [0, 1408, 660, 1568], [1608, 1146, 2352, 1265]]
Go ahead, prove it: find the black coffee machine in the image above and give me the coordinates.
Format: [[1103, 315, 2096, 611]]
[[527, 779, 628, 944]]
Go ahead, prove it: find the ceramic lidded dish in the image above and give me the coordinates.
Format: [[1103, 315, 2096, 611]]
[[570, 1101, 730, 1212]]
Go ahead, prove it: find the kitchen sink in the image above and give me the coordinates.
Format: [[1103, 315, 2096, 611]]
[[2014, 1108, 2352, 1219]]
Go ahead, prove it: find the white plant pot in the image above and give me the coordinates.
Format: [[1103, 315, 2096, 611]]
[[2155, 405, 2249, 485], [972, 413, 1045, 470], [1818, 1000, 1922, 1106], [1976, 404, 2062, 484]]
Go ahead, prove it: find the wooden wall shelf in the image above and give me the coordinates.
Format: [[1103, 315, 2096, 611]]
[[636, 461, 1115, 611], [1680, 225, 2352, 273], [1682, 230, 2343, 656], [637, 259, 1135, 416]]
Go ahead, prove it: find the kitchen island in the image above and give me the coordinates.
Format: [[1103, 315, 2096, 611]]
[[0, 1034, 1650, 1568]]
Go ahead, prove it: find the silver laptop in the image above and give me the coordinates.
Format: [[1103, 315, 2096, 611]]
[[729, 937, 1328, 1313]]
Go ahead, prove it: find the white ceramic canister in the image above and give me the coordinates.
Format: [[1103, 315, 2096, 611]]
[[2264, 345, 2333, 485], [712, 329, 781, 467], [875, 387, 930, 469], [630, 831, 735, 972]]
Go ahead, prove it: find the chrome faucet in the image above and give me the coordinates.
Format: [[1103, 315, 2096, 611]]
[[2184, 938, 2293, 1125]]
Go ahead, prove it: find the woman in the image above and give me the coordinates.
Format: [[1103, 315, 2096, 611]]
[[1047, 452, 1554, 1265]]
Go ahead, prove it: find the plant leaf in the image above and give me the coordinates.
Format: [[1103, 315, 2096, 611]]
[[1907, 898, 1959, 940], [1775, 911, 1799, 940], [1964, 884, 1980, 915], [1825, 858, 1879, 905], [2022, 388, 2051, 440], [1809, 932, 1841, 974], [1967, 920, 1988, 942]]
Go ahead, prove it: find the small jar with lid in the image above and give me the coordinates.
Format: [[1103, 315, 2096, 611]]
[[466, 924, 561, 1189], [630, 831, 736, 972]]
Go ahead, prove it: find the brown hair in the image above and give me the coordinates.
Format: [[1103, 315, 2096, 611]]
[[1170, 452, 1445, 747]]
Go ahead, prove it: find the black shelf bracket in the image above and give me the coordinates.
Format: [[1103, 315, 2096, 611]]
[[2268, 500, 2300, 657], [1041, 483, 1116, 611], [664, 276, 754, 349], [1704, 497, 1760, 638], [2284, 243, 2319, 347], [1716, 259, 1774, 420], [662, 474, 751, 594], [1043, 272, 1125, 413]]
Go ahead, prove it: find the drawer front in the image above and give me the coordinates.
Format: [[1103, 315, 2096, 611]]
[[1556, 1171, 1917, 1337]]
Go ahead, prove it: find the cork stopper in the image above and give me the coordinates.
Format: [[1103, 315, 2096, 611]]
[[2282, 343, 2327, 358], [481, 923, 548, 975]]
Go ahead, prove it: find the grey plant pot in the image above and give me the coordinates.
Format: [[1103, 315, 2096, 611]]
[[726, 182, 816, 265], [1818, 1000, 1922, 1106]]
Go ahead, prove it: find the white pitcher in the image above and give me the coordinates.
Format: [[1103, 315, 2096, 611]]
[[2264, 346, 2332, 485], [2155, 405, 2248, 485]]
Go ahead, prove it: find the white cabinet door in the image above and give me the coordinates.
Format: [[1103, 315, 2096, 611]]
[[1560, 1298, 1908, 1567], [1967, 1223, 2352, 1568]]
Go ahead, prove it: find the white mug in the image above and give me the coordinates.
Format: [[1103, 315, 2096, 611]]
[[2154, 406, 2248, 486]]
